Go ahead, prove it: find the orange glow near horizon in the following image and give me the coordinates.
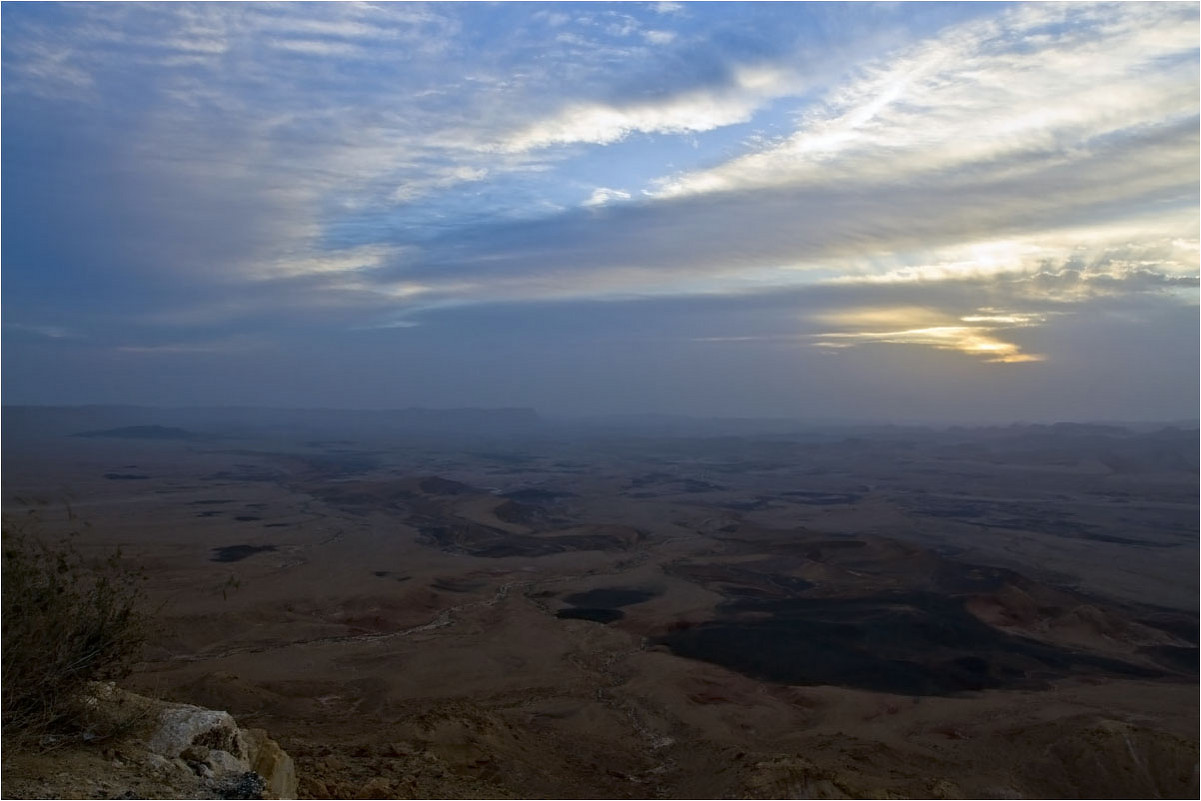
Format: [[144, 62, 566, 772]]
[[811, 308, 1044, 363]]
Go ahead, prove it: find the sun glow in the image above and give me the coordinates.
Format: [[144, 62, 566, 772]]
[[811, 308, 1044, 363]]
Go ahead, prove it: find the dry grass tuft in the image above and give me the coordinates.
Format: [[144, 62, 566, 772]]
[[2, 506, 149, 749]]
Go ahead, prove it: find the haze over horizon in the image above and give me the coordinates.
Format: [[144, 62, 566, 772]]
[[3, 2, 1198, 422]]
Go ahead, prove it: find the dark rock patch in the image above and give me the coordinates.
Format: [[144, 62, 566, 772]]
[[493, 499, 547, 526], [469, 451, 531, 465], [564, 588, 659, 608], [780, 491, 862, 505], [1137, 612, 1200, 644], [215, 771, 267, 800], [719, 498, 773, 512], [371, 571, 410, 582], [309, 482, 415, 514], [418, 523, 633, 558], [557, 608, 624, 624], [502, 488, 575, 503], [299, 452, 381, 477], [679, 479, 724, 493], [432, 577, 486, 593], [419, 476, 474, 495], [234, 515, 262, 522], [1139, 645, 1199, 674], [653, 592, 1157, 696], [1082, 532, 1175, 547], [210, 545, 277, 563], [629, 472, 674, 488], [203, 469, 280, 482], [104, 473, 149, 480], [667, 562, 814, 599]]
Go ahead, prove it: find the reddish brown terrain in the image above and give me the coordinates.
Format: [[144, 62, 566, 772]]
[[3, 407, 1197, 798]]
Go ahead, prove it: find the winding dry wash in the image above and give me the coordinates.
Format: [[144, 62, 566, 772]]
[[2, 2, 1198, 799]]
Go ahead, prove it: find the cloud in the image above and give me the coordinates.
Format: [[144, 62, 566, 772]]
[[809, 307, 1046, 363], [114, 338, 267, 355], [266, 38, 365, 58], [5, 323, 76, 340], [533, 11, 571, 28], [499, 64, 800, 151], [391, 166, 490, 204], [651, 3, 1198, 199], [252, 244, 405, 280], [643, 30, 677, 45], [2, 3, 1196, 414], [583, 187, 632, 207]]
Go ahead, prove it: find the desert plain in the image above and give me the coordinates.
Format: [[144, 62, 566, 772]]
[[3, 406, 1197, 799]]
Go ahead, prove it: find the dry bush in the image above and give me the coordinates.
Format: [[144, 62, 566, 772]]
[[2, 506, 148, 748]]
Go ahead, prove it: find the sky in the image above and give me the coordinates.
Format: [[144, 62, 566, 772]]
[[2, 1, 1198, 422]]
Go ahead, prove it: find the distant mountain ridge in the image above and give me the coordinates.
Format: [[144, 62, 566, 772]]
[[73, 425, 207, 441], [3, 404, 542, 440]]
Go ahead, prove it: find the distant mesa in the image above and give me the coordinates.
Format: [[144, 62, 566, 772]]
[[74, 425, 205, 441]]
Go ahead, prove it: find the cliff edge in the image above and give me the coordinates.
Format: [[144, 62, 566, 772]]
[[2, 683, 297, 800]]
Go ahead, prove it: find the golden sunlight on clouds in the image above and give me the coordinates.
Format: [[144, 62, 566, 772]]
[[257, 244, 400, 279], [811, 307, 1044, 364], [819, 223, 1198, 299]]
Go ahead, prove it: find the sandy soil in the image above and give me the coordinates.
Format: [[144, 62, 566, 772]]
[[3, 416, 1196, 798]]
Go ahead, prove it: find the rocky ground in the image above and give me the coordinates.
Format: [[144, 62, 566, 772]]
[[2, 684, 295, 800], [3, 418, 1197, 798]]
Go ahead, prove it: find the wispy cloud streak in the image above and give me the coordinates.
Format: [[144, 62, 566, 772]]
[[2, 2, 1196, 413]]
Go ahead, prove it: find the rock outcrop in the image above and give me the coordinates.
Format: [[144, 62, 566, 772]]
[[2, 683, 297, 800]]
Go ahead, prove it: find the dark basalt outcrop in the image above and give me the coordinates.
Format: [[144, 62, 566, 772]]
[[563, 588, 659, 608], [653, 592, 1158, 696], [655, 530, 1193, 695], [211, 545, 277, 563]]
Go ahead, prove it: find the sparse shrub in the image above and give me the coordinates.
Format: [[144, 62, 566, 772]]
[[2, 506, 148, 747]]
